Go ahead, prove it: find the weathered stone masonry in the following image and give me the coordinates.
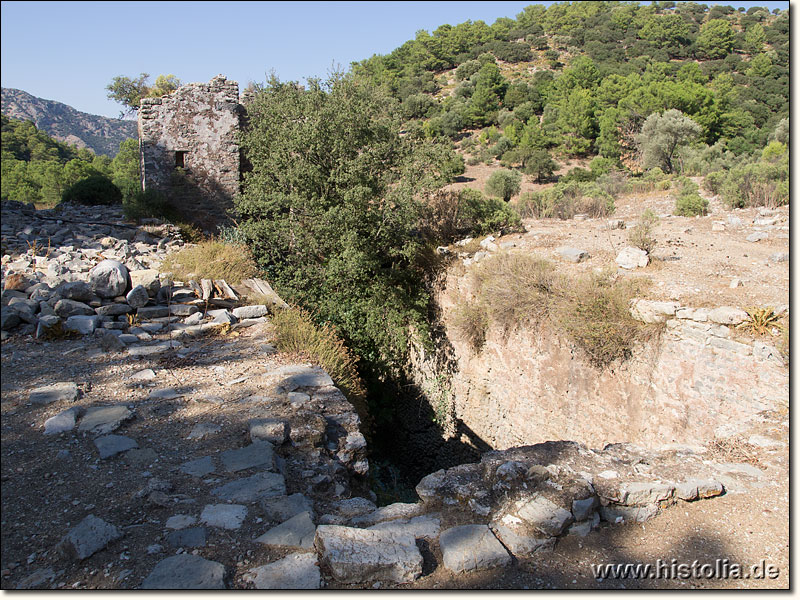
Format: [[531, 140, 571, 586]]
[[138, 75, 242, 228]]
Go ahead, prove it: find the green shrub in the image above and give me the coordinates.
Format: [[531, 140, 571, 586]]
[[674, 178, 709, 216], [628, 209, 659, 253], [485, 169, 522, 202], [420, 188, 521, 240], [61, 175, 121, 206], [719, 153, 788, 208], [123, 189, 172, 220], [703, 170, 726, 194]]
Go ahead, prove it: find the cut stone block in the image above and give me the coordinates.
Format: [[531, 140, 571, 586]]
[[211, 471, 286, 504], [260, 493, 315, 523], [200, 504, 247, 530], [220, 442, 274, 473], [439, 524, 511, 573], [516, 496, 574, 536], [315, 525, 423, 584], [166, 527, 207, 549]]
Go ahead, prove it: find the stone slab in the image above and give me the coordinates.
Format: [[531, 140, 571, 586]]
[[94, 434, 138, 459], [78, 405, 132, 435], [244, 553, 321, 590], [200, 504, 247, 530], [44, 407, 83, 435], [166, 526, 207, 549], [439, 524, 511, 573], [255, 511, 316, 549], [180, 456, 216, 477], [315, 525, 423, 584], [187, 423, 221, 440], [141, 554, 225, 589], [260, 493, 315, 523], [211, 471, 286, 504], [30, 382, 79, 405], [58, 514, 122, 559], [220, 442, 274, 473], [166, 514, 197, 530], [516, 496, 574, 536]]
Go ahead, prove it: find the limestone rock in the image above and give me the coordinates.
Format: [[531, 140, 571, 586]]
[[708, 306, 748, 325], [315, 525, 423, 584], [129, 269, 161, 295], [180, 456, 216, 477], [30, 381, 79, 405], [515, 495, 574, 536], [368, 515, 441, 541], [599, 503, 659, 523], [232, 304, 268, 319], [187, 423, 221, 440], [200, 504, 247, 530], [272, 365, 334, 390], [89, 259, 129, 298], [439, 524, 511, 573], [255, 511, 316, 549], [57, 280, 93, 302], [630, 299, 677, 323], [556, 246, 589, 263], [99, 330, 126, 352], [211, 471, 286, 504], [571, 496, 598, 521], [166, 514, 197, 530], [65, 315, 101, 335], [58, 514, 123, 559], [675, 479, 724, 501], [619, 482, 674, 505], [243, 553, 321, 590], [78, 404, 132, 435], [166, 527, 207, 549], [141, 554, 225, 589], [616, 246, 649, 269], [125, 284, 149, 309], [249, 418, 289, 445], [94, 434, 138, 459]]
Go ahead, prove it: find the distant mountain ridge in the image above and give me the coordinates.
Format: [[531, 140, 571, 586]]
[[1, 88, 136, 157]]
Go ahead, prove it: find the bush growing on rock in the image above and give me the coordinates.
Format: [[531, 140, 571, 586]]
[[61, 175, 121, 206]]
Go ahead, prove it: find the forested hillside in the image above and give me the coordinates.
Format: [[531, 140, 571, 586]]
[[1, 115, 139, 206], [352, 2, 788, 167]]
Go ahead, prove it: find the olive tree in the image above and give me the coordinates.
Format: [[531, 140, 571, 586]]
[[637, 109, 701, 174]]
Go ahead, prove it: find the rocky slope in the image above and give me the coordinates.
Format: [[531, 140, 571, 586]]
[[1, 88, 136, 156]]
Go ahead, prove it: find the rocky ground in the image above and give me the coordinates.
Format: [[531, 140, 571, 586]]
[[0, 198, 789, 589]]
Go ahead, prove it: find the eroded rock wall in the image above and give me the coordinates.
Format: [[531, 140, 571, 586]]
[[411, 269, 788, 452]]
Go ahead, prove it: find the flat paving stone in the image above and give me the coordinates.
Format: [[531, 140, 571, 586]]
[[30, 382, 79, 405], [148, 387, 186, 400], [255, 511, 316, 550], [368, 515, 441, 541], [166, 527, 207, 549], [272, 365, 334, 391], [200, 504, 247, 530], [439, 524, 511, 573], [122, 448, 158, 466], [211, 471, 286, 504], [44, 407, 83, 435], [180, 456, 216, 478], [127, 341, 182, 357], [166, 514, 197, 530], [78, 405, 132, 435], [141, 554, 225, 589], [243, 553, 321, 590], [94, 435, 138, 459], [260, 493, 315, 522], [58, 514, 123, 559], [220, 442, 274, 473], [187, 423, 221, 440]]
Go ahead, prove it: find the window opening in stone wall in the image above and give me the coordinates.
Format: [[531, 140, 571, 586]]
[[175, 151, 188, 169]]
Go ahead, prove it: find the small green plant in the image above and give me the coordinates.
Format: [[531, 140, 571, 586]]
[[674, 178, 709, 216], [627, 209, 659, 254], [737, 307, 782, 336]]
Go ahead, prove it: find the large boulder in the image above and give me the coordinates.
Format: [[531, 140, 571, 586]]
[[89, 260, 129, 298], [616, 246, 649, 270]]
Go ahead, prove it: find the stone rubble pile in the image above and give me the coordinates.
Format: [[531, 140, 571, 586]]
[[1, 201, 282, 348]]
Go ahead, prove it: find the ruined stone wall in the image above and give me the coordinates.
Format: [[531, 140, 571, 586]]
[[138, 75, 242, 229]]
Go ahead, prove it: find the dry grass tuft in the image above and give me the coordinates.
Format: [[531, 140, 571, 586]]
[[160, 240, 258, 285], [707, 436, 763, 467], [271, 307, 368, 414]]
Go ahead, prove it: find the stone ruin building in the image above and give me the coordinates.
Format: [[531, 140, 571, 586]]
[[138, 75, 243, 229]]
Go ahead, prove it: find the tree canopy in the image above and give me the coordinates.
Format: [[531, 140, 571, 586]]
[[106, 73, 182, 117]]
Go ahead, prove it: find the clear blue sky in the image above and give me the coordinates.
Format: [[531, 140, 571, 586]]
[[0, 0, 790, 119]]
